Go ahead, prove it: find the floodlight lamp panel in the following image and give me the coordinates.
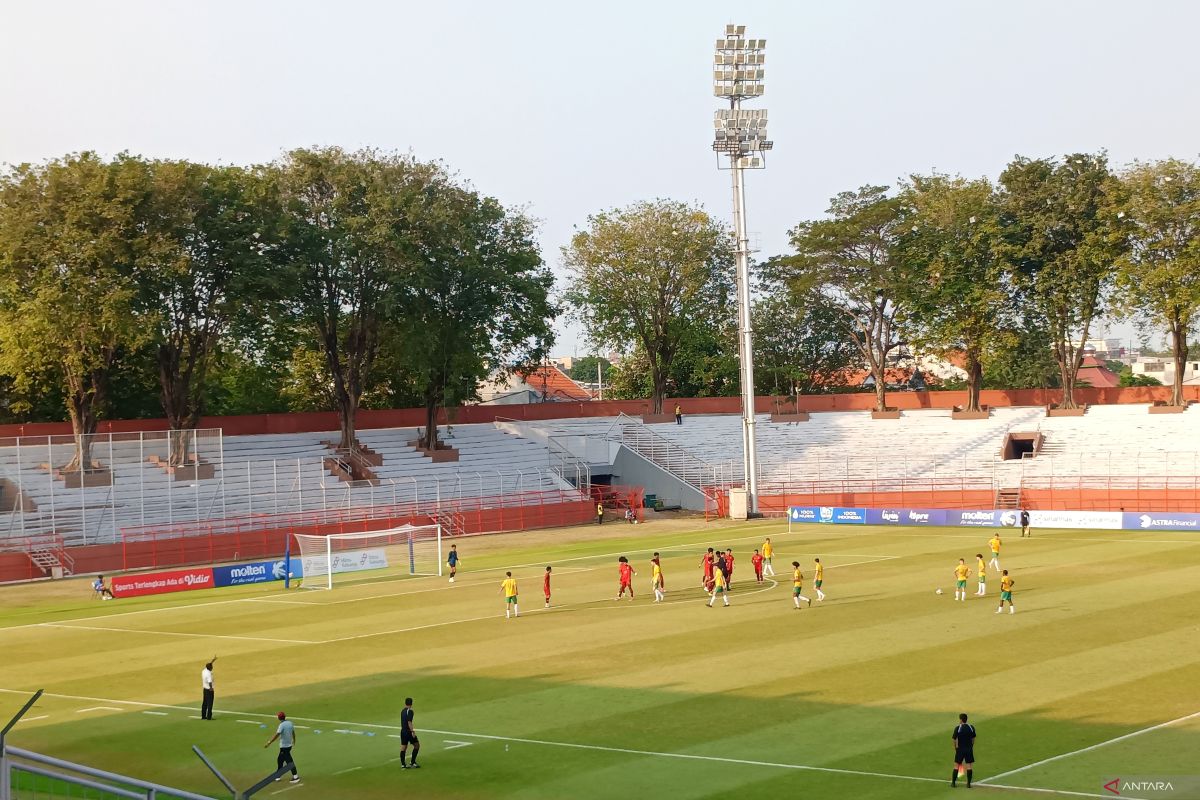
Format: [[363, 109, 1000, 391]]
[[726, 23, 737, 35], [736, 25, 746, 35]]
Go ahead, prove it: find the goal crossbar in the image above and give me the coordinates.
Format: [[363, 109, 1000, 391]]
[[292, 524, 442, 590]]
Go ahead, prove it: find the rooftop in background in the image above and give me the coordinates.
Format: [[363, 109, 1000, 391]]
[[477, 365, 594, 405]]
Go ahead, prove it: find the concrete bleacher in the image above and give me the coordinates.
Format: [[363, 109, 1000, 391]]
[[0, 424, 575, 548], [2, 402, 1197, 551]]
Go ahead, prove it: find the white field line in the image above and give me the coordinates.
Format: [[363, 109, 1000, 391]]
[[268, 785, 299, 795], [0, 595, 266, 633], [0, 687, 941, 786], [0, 687, 1119, 798], [16, 715, 48, 722], [332, 766, 362, 775], [75, 706, 122, 713], [979, 784, 1151, 800], [235, 719, 260, 725], [140, 710, 168, 716], [20, 555, 897, 646], [978, 709, 1200, 785], [35, 622, 316, 645]]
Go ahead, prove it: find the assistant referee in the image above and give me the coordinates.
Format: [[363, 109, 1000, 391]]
[[952, 712, 976, 788]]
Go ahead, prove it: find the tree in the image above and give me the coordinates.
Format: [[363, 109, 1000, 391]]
[[563, 200, 735, 414], [981, 322, 1060, 390], [141, 160, 281, 462], [0, 153, 152, 471], [567, 355, 613, 385], [779, 186, 907, 412], [389, 188, 554, 450], [754, 260, 858, 396], [1110, 159, 1200, 406], [896, 175, 1015, 411], [275, 148, 435, 452], [999, 153, 1123, 408]]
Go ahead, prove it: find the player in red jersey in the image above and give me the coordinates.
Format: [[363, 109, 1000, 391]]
[[616, 556, 636, 600], [724, 549, 735, 589], [751, 549, 764, 584], [700, 548, 715, 590], [543, 565, 552, 608]]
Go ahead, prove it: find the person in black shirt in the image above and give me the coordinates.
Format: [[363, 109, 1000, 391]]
[[1020, 508, 1031, 538], [952, 713, 976, 787], [399, 698, 420, 769]]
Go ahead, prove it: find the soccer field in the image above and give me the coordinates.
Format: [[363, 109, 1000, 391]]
[[2, 518, 1199, 799]]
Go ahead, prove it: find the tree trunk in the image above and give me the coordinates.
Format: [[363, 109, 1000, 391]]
[[1169, 320, 1188, 407], [964, 349, 983, 413], [422, 396, 439, 450], [872, 370, 887, 412], [650, 367, 667, 415], [63, 376, 100, 473], [337, 394, 358, 452]]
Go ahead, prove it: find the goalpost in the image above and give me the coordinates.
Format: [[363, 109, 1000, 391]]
[[292, 524, 442, 590]]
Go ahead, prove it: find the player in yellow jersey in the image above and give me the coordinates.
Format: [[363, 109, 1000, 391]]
[[975, 553, 987, 596], [791, 561, 811, 609], [707, 563, 730, 607], [651, 553, 665, 602], [813, 558, 825, 601], [761, 538, 776, 577], [996, 570, 1015, 614], [500, 571, 519, 619], [954, 559, 970, 602], [987, 534, 1002, 571]]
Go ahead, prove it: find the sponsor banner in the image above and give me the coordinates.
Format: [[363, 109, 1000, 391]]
[[212, 558, 300, 588], [787, 506, 866, 524], [788, 506, 820, 523], [867, 508, 947, 526], [1029, 510, 1123, 530], [111, 567, 214, 598], [945, 509, 1009, 527], [1123, 512, 1200, 531], [301, 547, 390, 577]]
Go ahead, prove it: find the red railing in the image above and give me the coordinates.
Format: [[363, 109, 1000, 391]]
[[0, 488, 597, 582], [747, 475, 1200, 513]]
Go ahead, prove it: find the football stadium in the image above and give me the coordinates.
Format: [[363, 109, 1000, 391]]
[[3, 4, 1200, 800]]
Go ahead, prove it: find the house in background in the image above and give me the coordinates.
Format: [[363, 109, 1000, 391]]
[[1076, 354, 1121, 388], [476, 365, 594, 405], [1132, 357, 1200, 386]]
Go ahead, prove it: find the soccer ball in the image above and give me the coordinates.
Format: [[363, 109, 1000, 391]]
[[935, 588, 943, 595]]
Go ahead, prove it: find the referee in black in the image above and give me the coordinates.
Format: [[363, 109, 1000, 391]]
[[952, 712, 976, 788], [399, 698, 420, 769]]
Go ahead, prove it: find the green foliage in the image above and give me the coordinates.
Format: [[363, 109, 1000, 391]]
[[0, 152, 153, 467], [1119, 371, 1162, 387], [563, 200, 735, 413], [753, 262, 858, 395], [896, 175, 1015, 410], [139, 160, 283, 443], [567, 356, 613, 385], [998, 152, 1125, 407], [779, 186, 906, 410], [981, 323, 1061, 390], [1109, 158, 1200, 405]]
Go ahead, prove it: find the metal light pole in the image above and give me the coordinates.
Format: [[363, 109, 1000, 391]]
[[713, 25, 771, 515]]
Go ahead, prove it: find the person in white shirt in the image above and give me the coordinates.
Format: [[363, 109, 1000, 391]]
[[200, 656, 216, 720]]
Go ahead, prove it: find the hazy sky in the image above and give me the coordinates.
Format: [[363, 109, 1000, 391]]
[[4, 0, 1198, 353]]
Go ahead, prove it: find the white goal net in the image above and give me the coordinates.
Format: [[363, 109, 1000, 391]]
[[292, 524, 442, 590]]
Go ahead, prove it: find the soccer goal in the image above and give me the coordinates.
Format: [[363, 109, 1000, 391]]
[[292, 524, 442, 590]]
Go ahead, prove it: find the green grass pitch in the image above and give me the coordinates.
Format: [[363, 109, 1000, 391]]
[[2, 518, 1199, 799]]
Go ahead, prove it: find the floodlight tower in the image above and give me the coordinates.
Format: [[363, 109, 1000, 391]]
[[713, 24, 771, 515]]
